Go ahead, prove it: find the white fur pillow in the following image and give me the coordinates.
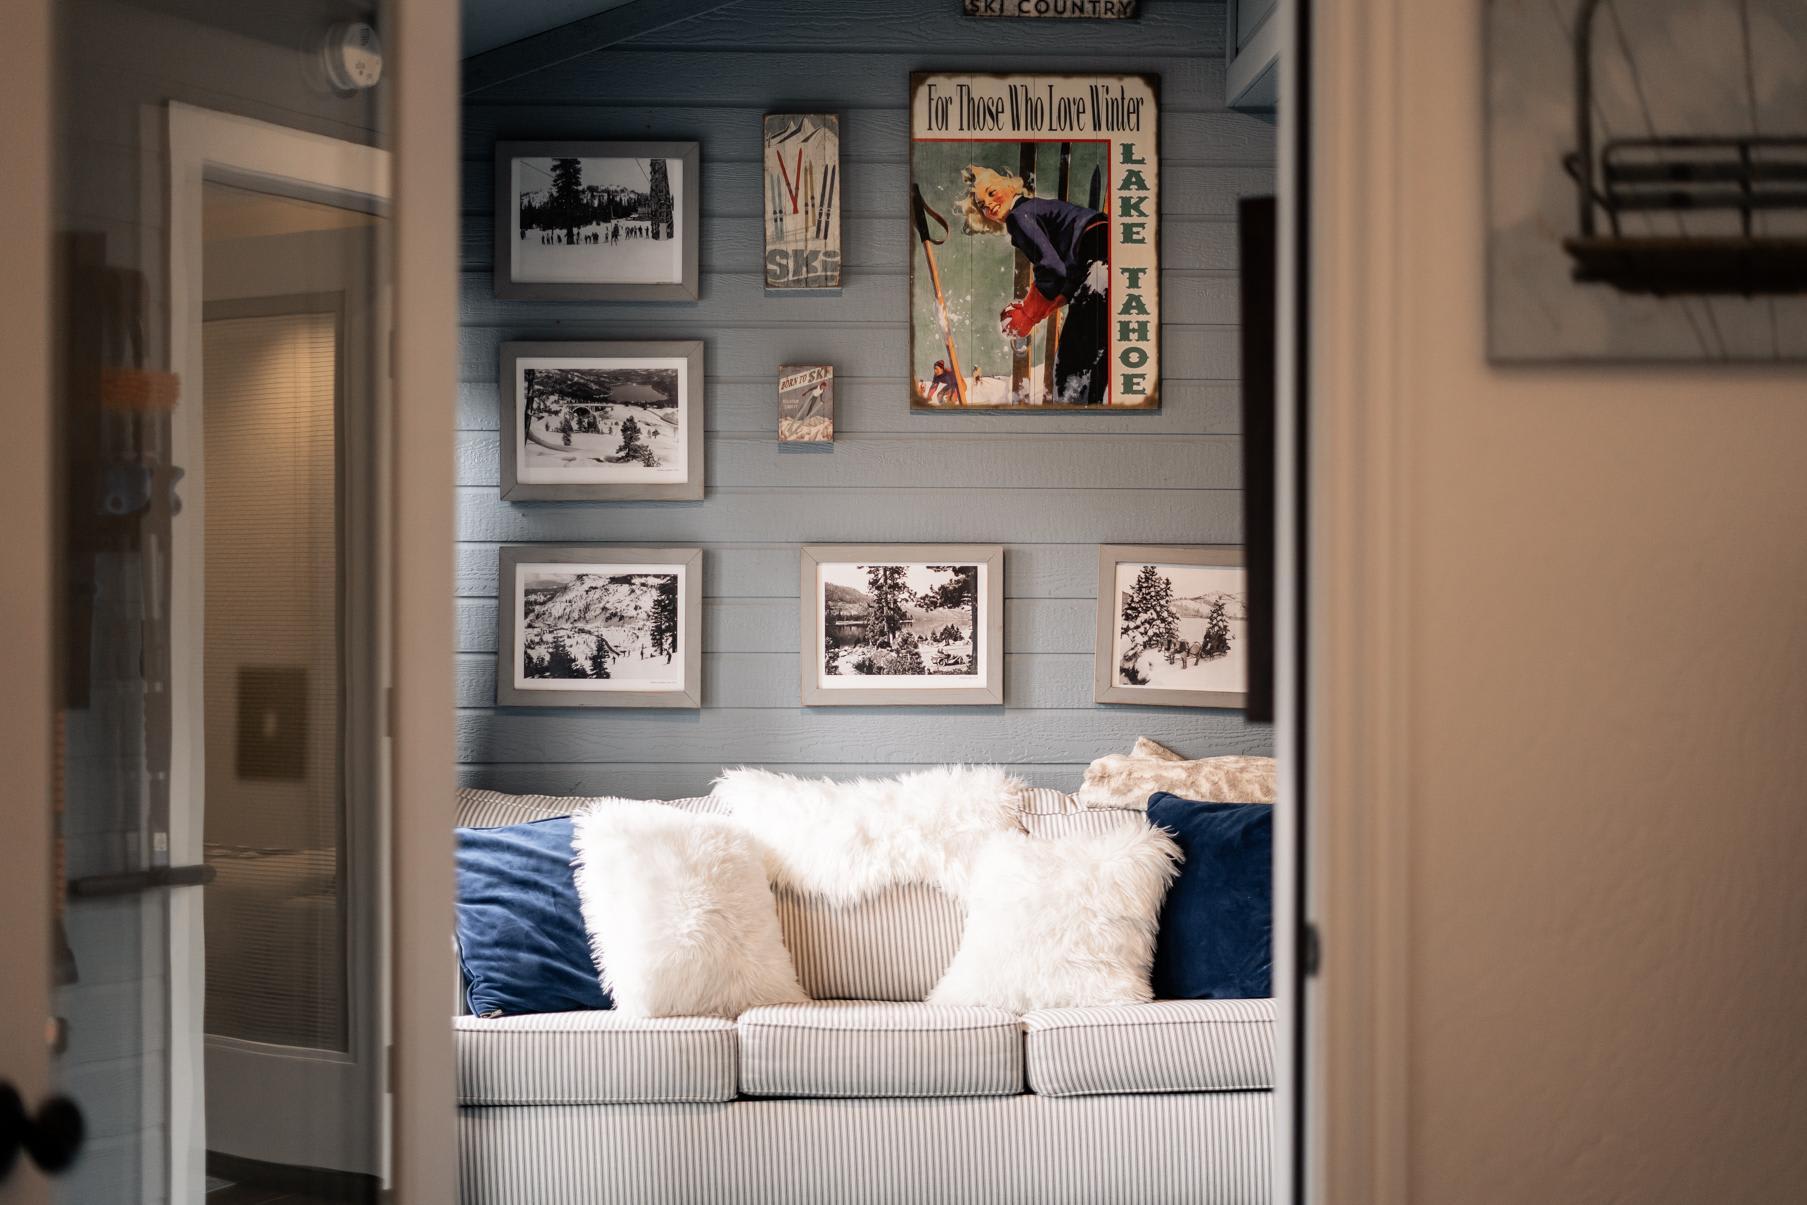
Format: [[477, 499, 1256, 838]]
[[927, 823, 1181, 1013], [1077, 751, 1277, 809], [570, 799, 806, 1018], [713, 765, 1027, 904]]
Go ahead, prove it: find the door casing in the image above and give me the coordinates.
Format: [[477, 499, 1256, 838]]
[[165, 101, 391, 1186], [0, 0, 54, 1198]]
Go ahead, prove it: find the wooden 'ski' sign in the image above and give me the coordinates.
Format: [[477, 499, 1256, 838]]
[[764, 114, 842, 291]]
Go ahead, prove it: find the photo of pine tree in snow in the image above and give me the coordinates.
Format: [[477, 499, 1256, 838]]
[[510, 155, 682, 285], [514, 357, 687, 486], [1110, 561, 1247, 695], [817, 562, 984, 686], [514, 564, 684, 691]]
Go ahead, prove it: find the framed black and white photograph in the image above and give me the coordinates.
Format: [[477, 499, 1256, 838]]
[[496, 546, 702, 709], [493, 140, 701, 301], [498, 341, 704, 501], [1095, 545, 1246, 709], [1486, 1, 1807, 361], [800, 545, 1003, 706]]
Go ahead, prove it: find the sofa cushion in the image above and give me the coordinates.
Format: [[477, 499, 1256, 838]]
[[1022, 998, 1275, 1097], [454, 817, 609, 1016], [737, 1001, 1023, 1098], [1147, 793, 1274, 1000], [775, 883, 964, 1001], [454, 1011, 737, 1105], [571, 800, 807, 1019], [928, 825, 1179, 1013]]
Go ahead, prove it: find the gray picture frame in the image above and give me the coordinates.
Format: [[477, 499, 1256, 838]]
[[494, 140, 701, 301], [497, 545, 703, 709], [800, 544, 1004, 707], [1094, 544, 1247, 709], [499, 340, 705, 502]]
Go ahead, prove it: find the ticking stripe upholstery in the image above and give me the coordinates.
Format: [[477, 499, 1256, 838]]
[[455, 789, 724, 829], [1023, 998, 1276, 1097], [737, 1001, 1022, 1098], [455, 1012, 737, 1105], [1019, 785, 1084, 814], [459, 1092, 1273, 1205], [1021, 807, 1149, 838], [774, 883, 963, 1000]]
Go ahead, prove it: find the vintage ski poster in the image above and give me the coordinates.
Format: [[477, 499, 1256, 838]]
[[909, 72, 1159, 410], [778, 364, 835, 443], [765, 114, 842, 291]]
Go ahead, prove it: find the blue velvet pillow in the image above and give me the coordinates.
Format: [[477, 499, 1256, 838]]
[[454, 816, 610, 1016], [1146, 792, 1273, 1000]]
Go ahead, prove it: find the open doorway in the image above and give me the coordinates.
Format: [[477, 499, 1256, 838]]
[[449, 1, 1299, 1202]]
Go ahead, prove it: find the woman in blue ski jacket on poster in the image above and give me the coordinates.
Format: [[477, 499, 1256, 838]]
[[958, 164, 1110, 406]]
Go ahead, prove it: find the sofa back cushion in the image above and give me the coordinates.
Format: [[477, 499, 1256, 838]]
[[775, 883, 964, 1001], [456, 788, 725, 829], [455, 785, 1137, 1002]]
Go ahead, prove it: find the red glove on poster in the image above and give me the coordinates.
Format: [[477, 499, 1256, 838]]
[[1000, 286, 1064, 337]]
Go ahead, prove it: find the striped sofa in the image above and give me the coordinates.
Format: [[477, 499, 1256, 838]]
[[455, 787, 1274, 1205]]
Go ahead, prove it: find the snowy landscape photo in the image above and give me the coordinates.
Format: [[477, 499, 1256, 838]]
[[815, 562, 986, 690], [1109, 561, 1247, 698], [509, 154, 684, 285], [514, 357, 688, 486], [512, 563, 686, 693]]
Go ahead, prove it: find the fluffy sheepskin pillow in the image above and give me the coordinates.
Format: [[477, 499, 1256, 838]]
[[713, 765, 1027, 904], [1077, 750, 1277, 809], [570, 799, 806, 1018], [927, 823, 1181, 1013]]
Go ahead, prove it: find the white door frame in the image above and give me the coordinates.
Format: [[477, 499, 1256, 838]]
[[0, 0, 54, 1200], [164, 101, 391, 1188], [384, 1, 460, 1197], [1289, 0, 1415, 1200]]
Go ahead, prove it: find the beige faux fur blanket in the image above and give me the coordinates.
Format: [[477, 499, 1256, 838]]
[[1078, 739, 1276, 808]]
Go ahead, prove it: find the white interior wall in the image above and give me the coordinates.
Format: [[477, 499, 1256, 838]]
[[1331, 2, 1807, 1200]]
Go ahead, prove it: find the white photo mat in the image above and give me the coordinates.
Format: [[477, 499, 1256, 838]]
[[1094, 544, 1247, 709], [496, 546, 703, 709], [800, 545, 1005, 707]]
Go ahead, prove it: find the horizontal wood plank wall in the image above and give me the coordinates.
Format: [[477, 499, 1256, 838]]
[[459, 0, 1276, 799]]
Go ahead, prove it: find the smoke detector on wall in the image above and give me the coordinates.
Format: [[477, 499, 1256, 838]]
[[322, 22, 384, 92]]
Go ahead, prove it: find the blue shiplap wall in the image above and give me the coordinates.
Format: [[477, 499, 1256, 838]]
[[457, 0, 1276, 798]]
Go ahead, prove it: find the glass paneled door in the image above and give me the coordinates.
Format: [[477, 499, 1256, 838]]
[[44, 6, 394, 1201]]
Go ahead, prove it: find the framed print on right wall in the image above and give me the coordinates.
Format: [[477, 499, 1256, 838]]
[[1095, 545, 1247, 709]]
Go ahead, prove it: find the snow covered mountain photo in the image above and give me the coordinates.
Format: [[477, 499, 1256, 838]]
[[517, 568, 682, 689], [1110, 561, 1248, 695], [516, 361, 686, 485]]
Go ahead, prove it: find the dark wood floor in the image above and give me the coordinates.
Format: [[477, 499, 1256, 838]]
[[207, 1185, 357, 1205], [205, 1155, 380, 1205]]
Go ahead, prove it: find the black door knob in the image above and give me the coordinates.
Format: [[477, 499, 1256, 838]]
[[0, 1082, 84, 1179], [0, 1083, 22, 1180]]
